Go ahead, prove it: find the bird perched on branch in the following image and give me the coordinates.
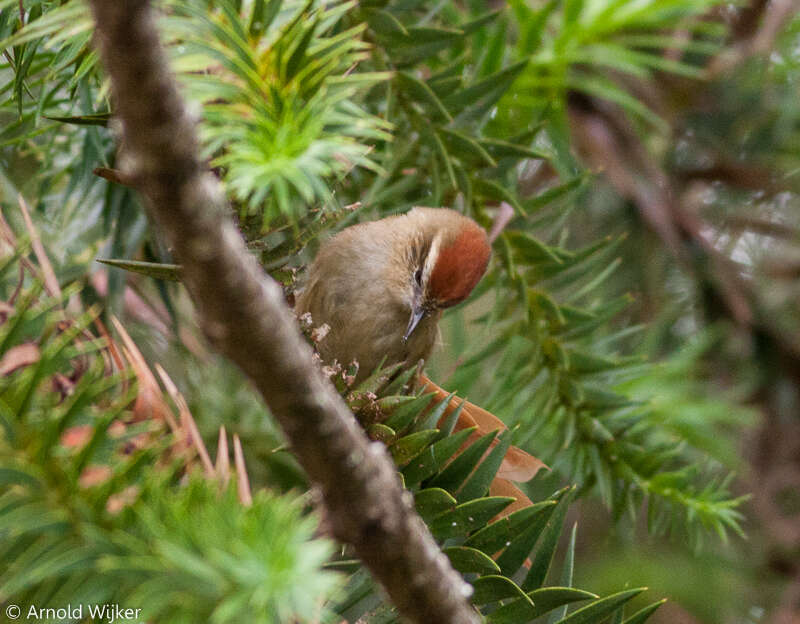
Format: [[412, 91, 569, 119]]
[[296, 207, 545, 500]]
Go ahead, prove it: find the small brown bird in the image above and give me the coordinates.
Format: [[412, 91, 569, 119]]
[[297, 207, 491, 380], [296, 207, 544, 491]]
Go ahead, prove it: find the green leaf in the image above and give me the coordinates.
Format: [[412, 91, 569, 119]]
[[354, 361, 405, 395], [428, 430, 497, 494], [490, 587, 597, 624], [383, 392, 435, 432], [431, 130, 457, 189], [457, 430, 510, 502], [581, 386, 634, 410], [0, 466, 42, 490], [396, 72, 452, 122], [414, 488, 456, 522], [366, 423, 395, 444], [465, 501, 556, 554], [479, 137, 548, 161], [418, 391, 455, 431], [389, 26, 464, 65], [248, 0, 282, 36], [532, 587, 598, 615], [623, 600, 667, 624], [381, 366, 419, 396], [436, 399, 465, 439], [376, 394, 417, 413], [496, 494, 560, 576], [390, 429, 439, 466], [547, 523, 578, 624], [530, 290, 566, 326], [554, 589, 647, 624], [442, 60, 528, 114], [506, 231, 562, 264], [471, 575, 531, 605], [96, 259, 182, 282], [461, 10, 502, 35], [323, 559, 362, 574], [43, 112, 111, 126], [522, 487, 575, 590], [473, 178, 525, 215], [402, 427, 475, 487], [1, 545, 96, 596], [436, 127, 497, 168], [397, 25, 463, 43], [363, 8, 408, 37], [285, 17, 319, 81], [443, 546, 500, 575], [566, 349, 629, 374], [429, 497, 515, 540], [523, 175, 585, 212]]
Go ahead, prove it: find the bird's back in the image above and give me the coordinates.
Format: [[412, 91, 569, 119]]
[[296, 214, 440, 379]]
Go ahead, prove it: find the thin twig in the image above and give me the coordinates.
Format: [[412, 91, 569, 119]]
[[94, 166, 136, 187]]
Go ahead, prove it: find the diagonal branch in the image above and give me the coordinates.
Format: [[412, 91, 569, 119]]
[[87, 2, 479, 622]]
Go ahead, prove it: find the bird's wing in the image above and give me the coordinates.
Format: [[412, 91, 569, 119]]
[[418, 374, 548, 483]]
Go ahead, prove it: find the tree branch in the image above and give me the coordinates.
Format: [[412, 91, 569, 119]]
[[87, 2, 479, 622]]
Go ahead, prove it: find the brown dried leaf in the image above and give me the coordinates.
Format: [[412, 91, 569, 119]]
[[79, 465, 112, 488], [0, 342, 40, 376], [216, 425, 230, 486], [111, 316, 179, 433], [107, 485, 140, 514], [156, 363, 214, 477], [61, 424, 93, 449], [233, 434, 252, 507]]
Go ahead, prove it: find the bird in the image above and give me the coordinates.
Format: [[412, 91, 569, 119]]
[[296, 207, 545, 497]]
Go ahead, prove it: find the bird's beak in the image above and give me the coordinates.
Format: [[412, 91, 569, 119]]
[[403, 306, 425, 342]]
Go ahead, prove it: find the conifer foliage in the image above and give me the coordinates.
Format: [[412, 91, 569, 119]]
[[0, 0, 764, 622]]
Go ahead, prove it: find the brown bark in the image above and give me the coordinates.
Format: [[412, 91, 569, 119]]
[[87, 2, 479, 622]]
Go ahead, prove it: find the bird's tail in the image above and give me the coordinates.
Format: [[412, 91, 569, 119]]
[[418, 374, 547, 516]]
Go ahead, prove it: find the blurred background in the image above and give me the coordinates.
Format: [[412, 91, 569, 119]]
[[2, 1, 800, 623]]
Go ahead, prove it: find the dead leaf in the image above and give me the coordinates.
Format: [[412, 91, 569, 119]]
[[111, 316, 179, 433], [156, 363, 214, 477], [234, 434, 252, 507], [107, 485, 140, 514], [61, 425, 93, 449], [79, 465, 112, 488], [0, 342, 40, 376]]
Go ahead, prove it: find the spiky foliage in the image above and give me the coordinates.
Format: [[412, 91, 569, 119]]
[[0, 0, 775, 621], [0, 0, 389, 229], [1, 0, 749, 540], [163, 0, 391, 223], [322, 363, 665, 623], [345, 0, 747, 544], [0, 251, 340, 623]]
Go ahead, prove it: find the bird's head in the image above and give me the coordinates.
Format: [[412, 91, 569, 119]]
[[401, 208, 491, 341]]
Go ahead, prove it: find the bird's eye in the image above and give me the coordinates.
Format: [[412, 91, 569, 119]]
[[414, 268, 423, 286]]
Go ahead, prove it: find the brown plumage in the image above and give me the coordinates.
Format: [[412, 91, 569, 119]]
[[296, 207, 491, 380], [296, 207, 545, 487]]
